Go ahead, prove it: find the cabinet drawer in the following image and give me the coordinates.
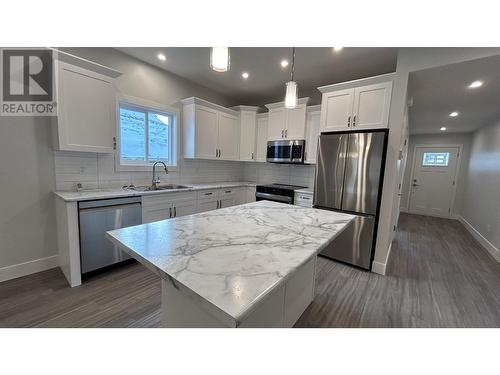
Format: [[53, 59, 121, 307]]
[[197, 189, 219, 200], [220, 187, 238, 197], [142, 192, 195, 208], [295, 193, 313, 207]]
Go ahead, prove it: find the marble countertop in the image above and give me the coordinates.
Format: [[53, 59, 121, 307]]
[[106, 200, 354, 327], [54, 181, 256, 202]]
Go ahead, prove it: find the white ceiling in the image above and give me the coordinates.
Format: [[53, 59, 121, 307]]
[[117, 47, 397, 106], [408, 54, 500, 134]]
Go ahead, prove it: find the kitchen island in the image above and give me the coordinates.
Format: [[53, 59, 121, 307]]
[[106, 201, 354, 327]]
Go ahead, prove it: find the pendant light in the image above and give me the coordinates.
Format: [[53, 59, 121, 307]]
[[210, 47, 230, 72], [284, 47, 298, 109]]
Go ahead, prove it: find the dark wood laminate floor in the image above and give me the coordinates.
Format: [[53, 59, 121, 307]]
[[1, 213, 500, 328]]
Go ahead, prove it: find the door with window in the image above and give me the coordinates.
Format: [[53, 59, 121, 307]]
[[409, 146, 460, 218]]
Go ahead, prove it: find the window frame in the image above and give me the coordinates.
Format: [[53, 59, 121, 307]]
[[115, 95, 179, 172]]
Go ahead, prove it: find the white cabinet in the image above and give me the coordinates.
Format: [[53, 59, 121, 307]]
[[255, 114, 268, 162], [232, 106, 259, 162], [182, 97, 240, 161], [142, 192, 197, 223], [265, 98, 310, 141], [304, 105, 321, 164], [53, 61, 117, 153], [245, 186, 256, 202], [294, 191, 313, 208], [319, 77, 393, 132]]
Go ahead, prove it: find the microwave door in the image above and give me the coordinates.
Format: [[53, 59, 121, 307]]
[[313, 133, 348, 210]]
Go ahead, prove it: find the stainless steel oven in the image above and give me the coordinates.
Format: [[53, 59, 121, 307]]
[[266, 140, 305, 164]]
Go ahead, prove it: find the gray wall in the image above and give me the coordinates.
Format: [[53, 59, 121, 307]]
[[0, 117, 57, 267], [0, 48, 237, 272], [400, 132, 472, 216], [462, 118, 500, 251]]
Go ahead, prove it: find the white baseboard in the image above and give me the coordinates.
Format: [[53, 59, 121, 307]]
[[0, 255, 59, 283], [400, 207, 408, 213], [458, 216, 500, 262], [372, 243, 392, 276]]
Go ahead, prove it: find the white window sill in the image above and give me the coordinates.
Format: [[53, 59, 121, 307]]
[[116, 163, 179, 172]]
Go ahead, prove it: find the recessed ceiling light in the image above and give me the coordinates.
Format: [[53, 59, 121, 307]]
[[440, 127, 447, 131], [241, 72, 249, 79], [449, 111, 459, 117], [333, 47, 344, 52], [157, 53, 166, 61], [281, 59, 289, 68], [468, 80, 483, 88]]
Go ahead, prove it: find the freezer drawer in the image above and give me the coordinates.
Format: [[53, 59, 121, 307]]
[[319, 215, 375, 270], [79, 197, 142, 274]]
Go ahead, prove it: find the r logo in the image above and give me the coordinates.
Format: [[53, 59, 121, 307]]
[[2, 49, 53, 102]]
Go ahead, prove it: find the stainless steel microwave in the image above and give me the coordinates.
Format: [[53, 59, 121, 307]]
[[266, 140, 305, 164]]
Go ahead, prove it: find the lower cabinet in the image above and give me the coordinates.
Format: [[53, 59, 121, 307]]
[[143, 186, 256, 224], [294, 191, 313, 208]]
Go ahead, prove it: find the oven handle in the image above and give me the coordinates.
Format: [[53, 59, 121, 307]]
[[255, 192, 293, 204]]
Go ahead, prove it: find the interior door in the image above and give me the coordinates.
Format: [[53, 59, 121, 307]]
[[409, 146, 459, 218], [267, 108, 286, 140], [218, 113, 239, 160], [313, 133, 348, 209], [195, 106, 218, 159], [352, 82, 392, 129], [320, 88, 354, 132], [285, 104, 307, 139]]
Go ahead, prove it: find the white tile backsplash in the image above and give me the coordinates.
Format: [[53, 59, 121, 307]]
[[53, 150, 316, 191]]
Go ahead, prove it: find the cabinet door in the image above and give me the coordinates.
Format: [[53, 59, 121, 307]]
[[320, 88, 354, 132], [267, 108, 286, 141], [197, 198, 218, 213], [246, 187, 256, 203], [304, 111, 321, 164], [195, 106, 218, 159], [255, 116, 268, 162], [285, 104, 307, 139], [56, 62, 116, 153], [352, 82, 392, 129], [172, 200, 197, 218], [218, 113, 239, 160], [220, 197, 236, 208], [142, 206, 172, 224], [239, 112, 257, 161]]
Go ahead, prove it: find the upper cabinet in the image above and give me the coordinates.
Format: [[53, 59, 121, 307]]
[[318, 75, 393, 132], [255, 114, 268, 162], [182, 97, 240, 161], [265, 97, 310, 141], [53, 60, 119, 153], [232, 106, 260, 162], [304, 105, 321, 164]]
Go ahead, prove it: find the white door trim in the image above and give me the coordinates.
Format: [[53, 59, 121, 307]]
[[407, 143, 462, 218]]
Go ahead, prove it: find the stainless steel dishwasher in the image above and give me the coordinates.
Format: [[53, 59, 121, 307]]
[[79, 197, 142, 275]]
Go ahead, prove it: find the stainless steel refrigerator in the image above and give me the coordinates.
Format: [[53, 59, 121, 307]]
[[313, 130, 388, 270]]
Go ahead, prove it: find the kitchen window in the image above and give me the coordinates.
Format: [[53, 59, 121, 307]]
[[117, 97, 178, 171]]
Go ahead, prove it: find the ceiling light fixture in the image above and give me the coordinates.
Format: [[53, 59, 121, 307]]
[[280, 59, 289, 68], [241, 72, 249, 79], [333, 47, 344, 52], [284, 47, 298, 109], [210, 47, 230, 72], [468, 80, 483, 88], [449, 111, 459, 117], [157, 53, 166, 61], [440, 127, 447, 131]]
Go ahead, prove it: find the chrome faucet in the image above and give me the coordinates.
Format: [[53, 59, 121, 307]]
[[152, 161, 168, 190]]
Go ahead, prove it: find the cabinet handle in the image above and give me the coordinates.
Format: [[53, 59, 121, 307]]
[[225, 190, 232, 193], [174, 206, 176, 217], [281, 129, 284, 138], [251, 152, 254, 159], [304, 151, 307, 161], [347, 115, 351, 127], [285, 129, 287, 138], [353, 115, 357, 127], [169, 207, 172, 218], [216, 200, 219, 209], [205, 192, 213, 196]]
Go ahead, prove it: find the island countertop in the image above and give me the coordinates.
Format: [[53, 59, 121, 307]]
[[106, 200, 355, 327]]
